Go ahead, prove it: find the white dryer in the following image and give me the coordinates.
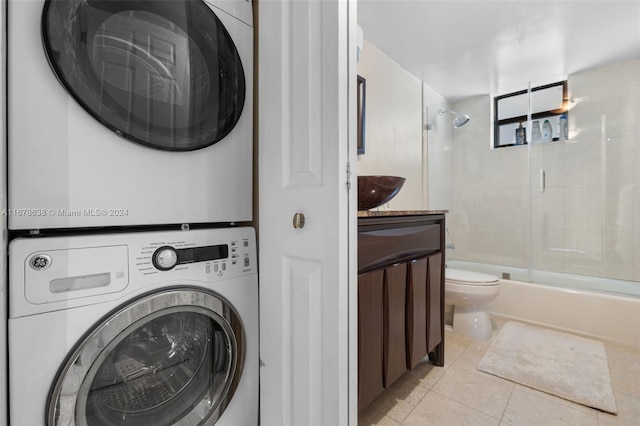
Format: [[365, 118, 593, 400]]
[[7, 0, 253, 230], [8, 227, 258, 425]]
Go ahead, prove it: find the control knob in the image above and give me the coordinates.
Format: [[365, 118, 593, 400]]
[[152, 246, 178, 271]]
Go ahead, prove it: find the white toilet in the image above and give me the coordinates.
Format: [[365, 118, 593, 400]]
[[445, 268, 500, 340]]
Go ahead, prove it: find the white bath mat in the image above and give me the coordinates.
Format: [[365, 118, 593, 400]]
[[477, 321, 617, 414]]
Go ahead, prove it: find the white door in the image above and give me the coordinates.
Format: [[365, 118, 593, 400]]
[[258, 0, 357, 425], [0, 1, 7, 424]]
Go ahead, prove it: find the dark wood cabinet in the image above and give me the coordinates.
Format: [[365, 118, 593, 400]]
[[357, 213, 446, 412], [427, 252, 444, 361], [357, 269, 385, 410], [383, 263, 407, 387], [406, 258, 428, 369]]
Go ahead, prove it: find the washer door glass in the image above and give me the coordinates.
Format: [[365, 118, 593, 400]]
[[42, 0, 246, 151], [47, 289, 245, 426]]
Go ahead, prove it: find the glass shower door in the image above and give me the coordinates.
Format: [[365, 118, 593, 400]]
[[526, 80, 572, 285], [527, 60, 640, 297]]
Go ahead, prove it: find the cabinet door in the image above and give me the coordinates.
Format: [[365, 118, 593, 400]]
[[427, 252, 443, 353], [358, 269, 384, 411], [383, 263, 407, 387], [406, 258, 428, 369]]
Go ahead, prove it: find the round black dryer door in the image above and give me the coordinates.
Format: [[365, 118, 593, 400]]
[[47, 288, 245, 426], [42, 0, 246, 151]]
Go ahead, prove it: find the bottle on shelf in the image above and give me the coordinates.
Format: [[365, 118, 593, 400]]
[[559, 114, 568, 141], [515, 122, 526, 145], [531, 120, 541, 143], [542, 119, 553, 142]]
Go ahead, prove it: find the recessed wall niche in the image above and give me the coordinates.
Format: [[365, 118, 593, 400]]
[[493, 81, 568, 148]]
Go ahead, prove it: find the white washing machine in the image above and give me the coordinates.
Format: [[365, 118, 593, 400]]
[[7, 0, 253, 230], [8, 227, 258, 425]]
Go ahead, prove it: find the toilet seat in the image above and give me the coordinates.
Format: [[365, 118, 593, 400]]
[[446, 281, 499, 296], [445, 268, 499, 286]]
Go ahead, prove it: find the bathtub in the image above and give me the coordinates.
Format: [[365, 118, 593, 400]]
[[446, 260, 640, 349]]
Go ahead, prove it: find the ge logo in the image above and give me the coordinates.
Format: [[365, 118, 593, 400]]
[[30, 254, 52, 271]]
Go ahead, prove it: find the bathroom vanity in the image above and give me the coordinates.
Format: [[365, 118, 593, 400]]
[[357, 211, 446, 411]]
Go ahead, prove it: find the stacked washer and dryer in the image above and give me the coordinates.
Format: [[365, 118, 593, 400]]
[[5, 0, 256, 425]]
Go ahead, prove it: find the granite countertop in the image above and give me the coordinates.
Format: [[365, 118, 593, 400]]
[[357, 210, 448, 217]]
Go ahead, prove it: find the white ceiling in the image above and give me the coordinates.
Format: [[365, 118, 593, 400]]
[[358, 0, 640, 101]]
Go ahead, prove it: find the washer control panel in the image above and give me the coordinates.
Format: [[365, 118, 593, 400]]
[[134, 231, 254, 278], [10, 227, 256, 318], [151, 244, 229, 271]]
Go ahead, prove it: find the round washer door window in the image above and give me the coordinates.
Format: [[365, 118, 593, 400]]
[[47, 289, 245, 426], [42, 0, 246, 151]]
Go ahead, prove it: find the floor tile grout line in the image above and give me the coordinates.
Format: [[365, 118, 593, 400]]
[[364, 405, 402, 426], [514, 382, 612, 415], [368, 378, 432, 425], [392, 384, 427, 425], [429, 388, 507, 424], [497, 383, 516, 425], [371, 351, 467, 425], [512, 382, 607, 424]]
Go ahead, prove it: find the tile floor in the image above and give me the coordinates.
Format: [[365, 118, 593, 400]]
[[359, 316, 640, 426]]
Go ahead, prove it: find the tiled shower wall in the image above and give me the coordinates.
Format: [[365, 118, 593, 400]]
[[447, 58, 640, 283]]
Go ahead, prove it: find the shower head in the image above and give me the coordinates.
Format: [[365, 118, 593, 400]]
[[439, 109, 471, 128], [453, 113, 471, 128]]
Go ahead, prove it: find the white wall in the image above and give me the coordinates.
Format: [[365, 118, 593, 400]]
[[447, 59, 640, 284], [356, 40, 424, 210]]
